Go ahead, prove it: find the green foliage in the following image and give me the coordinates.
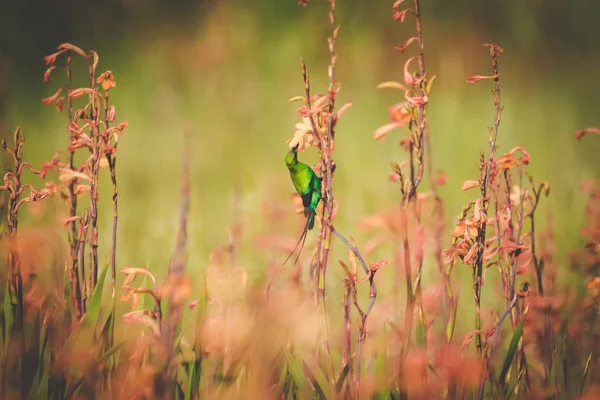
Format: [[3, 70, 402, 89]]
[[499, 316, 524, 389]]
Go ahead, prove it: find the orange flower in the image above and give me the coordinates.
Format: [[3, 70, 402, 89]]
[[287, 117, 317, 150], [403, 57, 422, 87], [43, 49, 67, 65], [498, 153, 516, 169], [389, 101, 412, 125], [42, 87, 63, 105], [442, 247, 465, 266], [472, 198, 488, 225], [450, 218, 479, 239], [43, 66, 56, 82], [586, 276, 600, 298], [96, 70, 116, 91]]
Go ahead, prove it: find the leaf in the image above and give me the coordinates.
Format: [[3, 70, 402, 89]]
[[22, 312, 41, 397], [416, 316, 426, 346], [338, 261, 353, 281], [580, 352, 593, 396], [505, 374, 522, 400], [63, 342, 123, 400], [550, 330, 567, 393], [446, 297, 458, 342], [282, 361, 300, 398], [100, 341, 124, 363], [425, 74, 437, 95], [499, 315, 525, 386], [81, 261, 109, 329], [100, 309, 114, 351], [63, 260, 73, 321], [38, 326, 50, 374], [34, 369, 50, 399], [1, 282, 11, 347], [184, 359, 195, 400], [185, 356, 202, 400], [39, 265, 73, 394], [336, 363, 350, 393], [302, 359, 328, 398], [284, 350, 307, 391]]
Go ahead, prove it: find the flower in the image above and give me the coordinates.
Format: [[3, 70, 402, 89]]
[[287, 117, 317, 150], [450, 218, 479, 240], [96, 70, 116, 91]]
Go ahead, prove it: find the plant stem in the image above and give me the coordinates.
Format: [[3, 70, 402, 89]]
[[474, 44, 502, 356], [65, 54, 84, 319]]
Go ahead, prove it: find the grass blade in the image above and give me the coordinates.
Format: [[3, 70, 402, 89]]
[[499, 316, 525, 387], [336, 362, 350, 393], [82, 260, 109, 330], [579, 352, 593, 396], [284, 349, 307, 392]]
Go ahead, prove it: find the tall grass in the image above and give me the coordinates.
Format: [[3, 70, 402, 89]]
[[1, 0, 599, 398]]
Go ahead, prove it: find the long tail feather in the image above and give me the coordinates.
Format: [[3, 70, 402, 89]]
[[307, 209, 315, 230], [283, 210, 314, 265]]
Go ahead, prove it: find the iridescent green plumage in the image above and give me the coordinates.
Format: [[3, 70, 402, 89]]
[[284, 145, 322, 264]]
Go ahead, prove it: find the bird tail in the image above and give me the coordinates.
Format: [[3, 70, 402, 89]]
[[283, 209, 315, 266], [306, 208, 315, 230]]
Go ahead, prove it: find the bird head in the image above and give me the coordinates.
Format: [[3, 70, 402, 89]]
[[285, 144, 299, 167]]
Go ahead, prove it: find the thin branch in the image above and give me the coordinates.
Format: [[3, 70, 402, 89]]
[[329, 224, 377, 398], [406, 0, 427, 201], [474, 43, 503, 355], [64, 52, 84, 318]]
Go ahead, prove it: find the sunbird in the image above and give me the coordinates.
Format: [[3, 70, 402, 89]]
[[284, 144, 322, 264]]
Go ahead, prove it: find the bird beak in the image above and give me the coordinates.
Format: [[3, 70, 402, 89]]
[[292, 144, 299, 152]]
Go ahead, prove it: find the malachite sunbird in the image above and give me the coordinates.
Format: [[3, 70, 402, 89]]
[[284, 144, 322, 264]]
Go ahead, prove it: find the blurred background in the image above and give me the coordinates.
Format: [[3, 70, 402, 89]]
[[0, 0, 599, 309]]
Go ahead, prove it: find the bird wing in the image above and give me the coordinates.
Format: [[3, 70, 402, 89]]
[[301, 172, 319, 210], [292, 164, 316, 209], [309, 174, 322, 211]]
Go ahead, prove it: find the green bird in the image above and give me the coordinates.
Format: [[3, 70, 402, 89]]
[[284, 144, 322, 264]]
